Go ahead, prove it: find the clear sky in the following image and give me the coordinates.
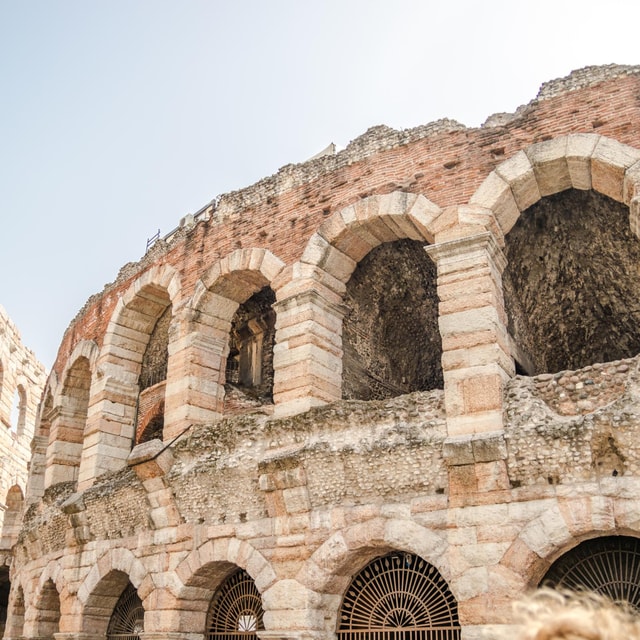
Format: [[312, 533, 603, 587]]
[[1, 0, 639, 370]]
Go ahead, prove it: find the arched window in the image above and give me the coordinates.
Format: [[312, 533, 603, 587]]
[[542, 535, 640, 609], [206, 569, 264, 639], [338, 552, 460, 640], [106, 583, 144, 640]]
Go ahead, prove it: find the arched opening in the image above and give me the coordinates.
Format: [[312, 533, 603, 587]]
[[33, 578, 61, 639], [3, 584, 24, 640], [106, 582, 144, 640], [136, 401, 164, 445], [0, 567, 8, 638], [338, 551, 460, 639], [10, 385, 26, 434], [46, 357, 91, 486], [224, 286, 276, 409], [541, 535, 640, 609], [503, 190, 640, 375], [82, 570, 143, 638], [136, 303, 171, 442], [206, 568, 264, 640], [1, 485, 24, 548], [342, 239, 442, 400]]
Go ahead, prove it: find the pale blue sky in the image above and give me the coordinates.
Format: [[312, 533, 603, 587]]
[[1, 0, 639, 369]]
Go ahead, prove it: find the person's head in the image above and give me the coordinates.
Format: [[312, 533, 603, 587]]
[[503, 588, 640, 640]]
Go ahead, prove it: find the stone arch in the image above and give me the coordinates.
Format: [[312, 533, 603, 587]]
[[296, 519, 449, 634], [45, 341, 98, 489], [0, 484, 24, 548], [171, 537, 276, 635], [499, 495, 640, 590], [469, 133, 640, 236], [166, 249, 284, 435], [76, 547, 151, 635], [274, 192, 443, 411], [471, 135, 640, 375], [26, 385, 55, 503], [78, 265, 181, 489], [302, 192, 441, 287], [28, 578, 61, 638], [21, 561, 65, 638]]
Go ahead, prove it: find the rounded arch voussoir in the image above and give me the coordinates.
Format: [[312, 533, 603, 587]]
[[302, 192, 441, 285], [297, 518, 448, 596], [470, 133, 640, 236]]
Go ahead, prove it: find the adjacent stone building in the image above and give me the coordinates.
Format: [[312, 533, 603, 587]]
[[0, 306, 46, 637], [7, 64, 640, 640]]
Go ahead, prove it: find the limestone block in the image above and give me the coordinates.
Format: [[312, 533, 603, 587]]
[[442, 436, 474, 466], [471, 431, 507, 462], [520, 507, 570, 558], [449, 464, 477, 496], [496, 150, 541, 212], [318, 210, 350, 244], [452, 567, 489, 601], [470, 172, 520, 235], [447, 412, 505, 436], [384, 519, 447, 562], [262, 579, 321, 610], [589, 495, 615, 531], [624, 162, 640, 205], [272, 395, 328, 418], [526, 137, 571, 197], [592, 137, 640, 201], [462, 373, 503, 413], [128, 439, 174, 480], [453, 503, 509, 528], [459, 542, 510, 567], [407, 193, 442, 242], [475, 460, 509, 492], [439, 306, 503, 336], [262, 608, 325, 632]]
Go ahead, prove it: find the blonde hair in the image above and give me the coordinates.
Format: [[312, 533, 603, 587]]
[[502, 588, 640, 640]]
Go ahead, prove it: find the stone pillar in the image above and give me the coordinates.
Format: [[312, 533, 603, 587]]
[[25, 434, 47, 503], [54, 634, 105, 640], [128, 439, 180, 530], [426, 232, 513, 437], [426, 232, 514, 502], [272, 289, 346, 418], [77, 375, 137, 492], [163, 328, 226, 441], [45, 405, 81, 487]]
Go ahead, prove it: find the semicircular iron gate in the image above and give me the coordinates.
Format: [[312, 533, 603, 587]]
[[207, 568, 264, 640], [106, 583, 144, 640], [338, 552, 461, 640], [542, 535, 640, 609]]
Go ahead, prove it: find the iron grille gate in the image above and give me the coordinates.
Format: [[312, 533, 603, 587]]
[[543, 535, 640, 609], [338, 552, 461, 640], [207, 569, 264, 640], [106, 583, 144, 640]]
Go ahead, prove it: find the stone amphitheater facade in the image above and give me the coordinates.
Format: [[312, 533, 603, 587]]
[[7, 64, 640, 640], [0, 306, 46, 637]]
